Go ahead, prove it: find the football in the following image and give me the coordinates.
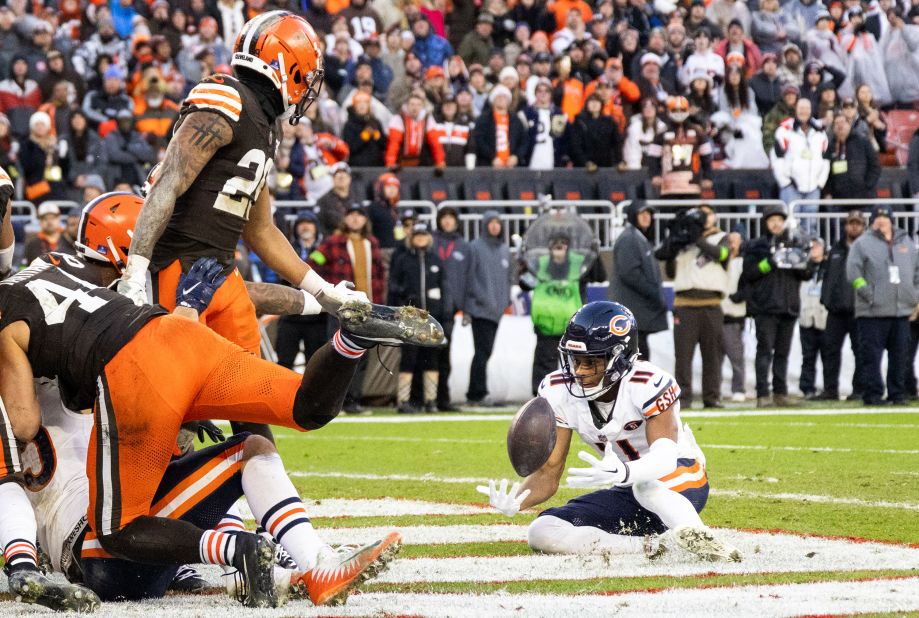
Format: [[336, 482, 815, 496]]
[[506, 396, 557, 477]]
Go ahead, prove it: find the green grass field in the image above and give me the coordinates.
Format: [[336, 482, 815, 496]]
[[253, 407, 919, 610]]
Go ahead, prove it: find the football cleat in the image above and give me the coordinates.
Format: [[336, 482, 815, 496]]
[[338, 302, 445, 347], [7, 568, 101, 613], [646, 526, 743, 563], [169, 564, 208, 593], [230, 532, 279, 608], [290, 532, 402, 606]]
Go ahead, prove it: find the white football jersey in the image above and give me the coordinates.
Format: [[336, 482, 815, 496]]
[[538, 361, 702, 464], [21, 379, 91, 575]]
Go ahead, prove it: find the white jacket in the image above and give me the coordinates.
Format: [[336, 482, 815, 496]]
[[770, 117, 830, 193]]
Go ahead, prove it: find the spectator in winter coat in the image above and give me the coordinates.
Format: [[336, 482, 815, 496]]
[[881, 11, 919, 106], [385, 92, 446, 167], [63, 111, 107, 195], [686, 0, 724, 40], [783, 0, 824, 32], [342, 91, 386, 167], [708, 0, 752, 36], [435, 94, 473, 167], [463, 210, 512, 405], [715, 20, 764, 78], [103, 108, 156, 188], [368, 172, 402, 250], [819, 210, 866, 401], [740, 204, 819, 407], [776, 43, 804, 88], [800, 61, 846, 112], [0, 56, 42, 140], [431, 206, 468, 410], [388, 223, 449, 413], [309, 203, 386, 413], [82, 65, 133, 133], [411, 14, 453, 68], [24, 202, 65, 264], [458, 11, 495, 67], [750, 53, 782, 116], [609, 203, 668, 360], [521, 77, 571, 170], [762, 83, 797, 153], [806, 11, 849, 89], [852, 85, 888, 152], [472, 85, 527, 168], [798, 239, 828, 399], [38, 49, 86, 103], [21, 111, 68, 204], [824, 113, 881, 202], [623, 97, 667, 169], [680, 28, 725, 88], [712, 63, 769, 169], [570, 93, 622, 169], [770, 98, 830, 234], [840, 9, 893, 106], [846, 206, 919, 405], [73, 17, 128, 79], [316, 162, 357, 237], [288, 120, 350, 201], [752, 0, 801, 56]]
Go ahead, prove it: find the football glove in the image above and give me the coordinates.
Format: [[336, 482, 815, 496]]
[[195, 420, 226, 444], [116, 278, 147, 306], [567, 443, 630, 488], [315, 280, 370, 314], [176, 257, 227, 315], [475, 479, 531, 517], [117, 254, 151, 306]]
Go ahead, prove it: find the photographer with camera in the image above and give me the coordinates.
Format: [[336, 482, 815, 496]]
[[739, 204, 820, 408], [655, 204, 729, 408]]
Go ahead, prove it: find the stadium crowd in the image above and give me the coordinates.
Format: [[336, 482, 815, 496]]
[[4, 0, 919, 412]]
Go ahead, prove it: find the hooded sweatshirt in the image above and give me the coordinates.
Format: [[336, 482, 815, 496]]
[[464, 209, 511, 322]]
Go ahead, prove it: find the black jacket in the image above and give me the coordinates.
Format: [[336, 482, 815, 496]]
[[342, 108, 386, 167], [749, 72, 781, 117], [387, 245, 449, 321], [471, 104, 528, 167], [609, 204, 669, 333], [820, 240, 856, 314], [740, 233, 815, 316], [368, 199, 399, 249], [823, 132, 880, 202], [569, 110, 622, 168]]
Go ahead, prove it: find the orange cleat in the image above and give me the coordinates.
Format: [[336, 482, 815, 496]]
[[290, 532, 402, 606]]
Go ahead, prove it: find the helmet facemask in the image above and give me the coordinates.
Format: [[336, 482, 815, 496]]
[[559, 344, 635, 400]]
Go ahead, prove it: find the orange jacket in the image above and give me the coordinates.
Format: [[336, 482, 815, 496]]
[[555, 77, 585, 121], [385, 110, 445, 167]]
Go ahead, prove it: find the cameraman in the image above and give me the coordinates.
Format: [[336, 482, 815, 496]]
[[740, 205, 820, 408], [656, 204, 729, 408]]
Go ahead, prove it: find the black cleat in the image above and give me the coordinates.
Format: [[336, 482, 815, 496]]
[[7, 568, 100, 613], [169, 564, 208, 593], [338, 301, 445, 347], [230, 533, 278, 608]]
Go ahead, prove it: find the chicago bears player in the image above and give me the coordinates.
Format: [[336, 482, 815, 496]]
[[115, 11, 353, 443], [477, 301, 741, 562], [0, 193, 441, 608]]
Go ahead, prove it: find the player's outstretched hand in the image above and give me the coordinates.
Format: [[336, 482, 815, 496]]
[[475, 479, 531, 517], [196, 420, 226, 444], [177, 257, 227, 315], [567, 443, 629, 488]]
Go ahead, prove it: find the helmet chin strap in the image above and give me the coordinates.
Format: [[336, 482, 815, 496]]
[[107, 236, 126, 272]]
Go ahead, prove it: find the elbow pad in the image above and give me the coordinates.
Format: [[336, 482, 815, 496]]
[[622, 438, 678, 485]]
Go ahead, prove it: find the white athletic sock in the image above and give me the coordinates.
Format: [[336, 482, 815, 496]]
[[527, 515, 645, 555], [632, 481, 705, 530], [215, 503, 247, 534], [0, 482, 39, 571], [199, 530, 237, 566], [242, 453, 325, 570], [332, 330, 368, 358]]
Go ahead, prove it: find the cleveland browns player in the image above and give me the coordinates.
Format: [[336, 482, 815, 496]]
[[477, 302, 741, 562], [115, 11, 356, 442], [0, 193, 441, 608]]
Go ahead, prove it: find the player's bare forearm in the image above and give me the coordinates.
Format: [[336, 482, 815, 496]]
[[0, 323, 40, 442], [243, 190, 310, 285], [129, 112, 232, 260], [244, 281, 305, 315], [520, 427, 572, 510]]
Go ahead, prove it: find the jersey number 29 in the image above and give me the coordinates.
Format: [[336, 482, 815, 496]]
[[213, 149, 270, 220]]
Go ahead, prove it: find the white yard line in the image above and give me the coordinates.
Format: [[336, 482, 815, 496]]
[[319, 524, 530, 546], [695, 420, 919, 429], [289, 471, 490, 485], [709, 488, 919, 511]]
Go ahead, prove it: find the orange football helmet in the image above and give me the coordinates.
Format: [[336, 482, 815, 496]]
[[232, 11, 323, 125], [75, 192, 144, 274]]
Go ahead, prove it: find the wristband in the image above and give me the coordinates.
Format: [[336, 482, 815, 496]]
[[123, 255, 150, 283], [299, 268, 330, 296], [300, 289, 323, 316]]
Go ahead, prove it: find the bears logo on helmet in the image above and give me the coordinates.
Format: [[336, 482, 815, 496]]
[[558, 301, 639, 400], [75, 192, 145, 274], [232, 11, 324, 125]]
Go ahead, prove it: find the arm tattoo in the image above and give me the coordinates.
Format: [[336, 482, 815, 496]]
[[244, 282, 305, 315], [128, 112, 234, 260]]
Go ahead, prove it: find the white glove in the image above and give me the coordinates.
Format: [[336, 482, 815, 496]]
[[300, 270, 370, 314], [475, 479, 531, 517], [116, 255, 149, 306], [566, 443, 630, 488]]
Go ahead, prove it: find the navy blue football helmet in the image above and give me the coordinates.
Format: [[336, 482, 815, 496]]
[[558, 301, 640, 399]]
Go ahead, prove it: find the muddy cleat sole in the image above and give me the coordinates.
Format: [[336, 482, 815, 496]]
[[8, 569, 100, 613], [293, 531, 403, 606], [230, 533, 280, 608], [647, 526, 743, 563], [338, 301, 445, 347]]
